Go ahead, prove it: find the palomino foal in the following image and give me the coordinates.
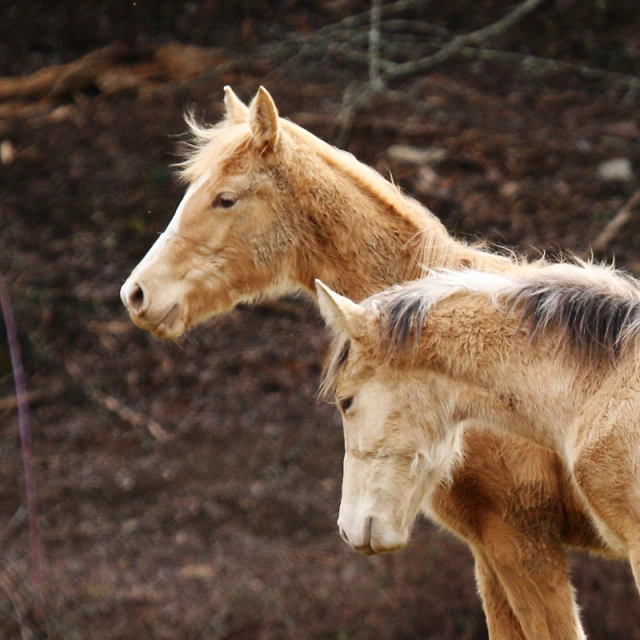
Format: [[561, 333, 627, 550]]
[[121, 86, 598, 639], [317, 263, 640, 588]]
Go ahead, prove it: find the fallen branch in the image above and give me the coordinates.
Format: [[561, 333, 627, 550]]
[[0, 43, 234, 111], [588, 189, 640, 256], [0, 379, 69, 412], [65, 361, 173, 443], [460, 46, 640, 92]]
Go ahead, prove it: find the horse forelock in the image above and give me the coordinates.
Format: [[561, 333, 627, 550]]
[[319, 333, 351, 400], [177, 114, 255, 185]]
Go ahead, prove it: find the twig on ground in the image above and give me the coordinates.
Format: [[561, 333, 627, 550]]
[[0, 380, 69, 412], [368, 0, 384, 90], [588, 189, 640, 256], [0, 506, 28, 544], [460, 46, 640, 93], [335, 81, 374, 148], [64, 361, 173, 443]]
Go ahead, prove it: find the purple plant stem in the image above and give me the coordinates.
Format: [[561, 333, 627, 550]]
[[0, 273, 43, 593]]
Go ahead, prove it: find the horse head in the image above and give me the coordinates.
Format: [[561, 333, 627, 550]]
[[316, 280, 465, 555], [120, 86, 296, 338]]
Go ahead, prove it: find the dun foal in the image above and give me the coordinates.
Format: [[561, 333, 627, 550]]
[[121, 86, 603, 639], [317, 263, 640, 597]]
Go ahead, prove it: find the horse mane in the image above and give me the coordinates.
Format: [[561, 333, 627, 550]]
[[282, 120, 425, 220], [280, 120, 514, 275], [176, 110, 513, 276], [320, 262, 640, 396], [500, 262, 640, 363], [379, 262, 640, 365]]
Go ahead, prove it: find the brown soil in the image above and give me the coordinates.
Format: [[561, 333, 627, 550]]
[[1, 2, 640, 638]]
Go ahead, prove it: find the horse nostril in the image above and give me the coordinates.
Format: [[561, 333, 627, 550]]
[[339, 527, 349, 544], [126, 282, 145, 313], [363, 517, 373, 548]]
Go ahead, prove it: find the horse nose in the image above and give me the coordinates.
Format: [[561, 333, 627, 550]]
[[339, 527, 349, 544], [121, 280, 146, 314]]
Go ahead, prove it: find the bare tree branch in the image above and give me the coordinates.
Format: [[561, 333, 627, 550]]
[[369, 0, 384, 89], [384, 0, 548, 78], [334, 0, 550, 147], [460, 46, 640, 92], [0, 380, 69, 412], [588, 190, 640, 256], [335, 0, 389, 147]]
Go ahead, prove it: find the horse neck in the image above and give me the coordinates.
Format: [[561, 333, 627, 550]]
[[420, 300, 582, 452], [281, 123, 510, 303]]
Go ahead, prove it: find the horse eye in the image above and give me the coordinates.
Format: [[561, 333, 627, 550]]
[[213, 193, 237, 209], [338, 396, 354, 413]]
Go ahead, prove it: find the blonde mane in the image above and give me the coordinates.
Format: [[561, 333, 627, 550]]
[[282, 119, 427, 223], [375, 262, 640, 365], [321, 261, 640, 400], [176, 111, 513, 277], [177, 115, 255, 184]]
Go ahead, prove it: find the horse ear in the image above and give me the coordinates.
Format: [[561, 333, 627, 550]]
[[249, 86, 279, 151], [223, 86, 249, 124], [315, 280, 364, 338]]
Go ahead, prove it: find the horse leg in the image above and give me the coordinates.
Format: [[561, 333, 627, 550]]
[[481, 515, 586, 640], [572, 412, 640, 594], [473, 551, 527, 640], [433, 430, 587, 639]]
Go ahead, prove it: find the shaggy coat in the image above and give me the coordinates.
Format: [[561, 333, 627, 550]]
[[318, 263, 640, 575], [121, 86, 609, 640]]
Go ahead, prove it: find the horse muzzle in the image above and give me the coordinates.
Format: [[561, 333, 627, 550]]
[[120, 279, 185, 339], [339, 516, 407, 556]]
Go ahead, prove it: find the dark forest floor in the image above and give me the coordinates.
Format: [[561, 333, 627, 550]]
[[1, 2, 640, 638]]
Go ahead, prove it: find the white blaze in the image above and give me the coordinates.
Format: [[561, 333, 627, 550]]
[[131, 172, 211, 276]]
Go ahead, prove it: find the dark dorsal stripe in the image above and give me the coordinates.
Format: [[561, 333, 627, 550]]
[[512, 283, 640, 363], [374, 272, 640, 365]]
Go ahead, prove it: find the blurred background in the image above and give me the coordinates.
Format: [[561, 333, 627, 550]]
[[1, 1, 640, 638]]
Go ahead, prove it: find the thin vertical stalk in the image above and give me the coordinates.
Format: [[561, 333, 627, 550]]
[[0, 274, 42, 593], [368, 0, 384, 90]]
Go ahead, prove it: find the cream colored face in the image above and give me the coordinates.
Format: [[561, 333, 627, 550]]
[[334, 344, 463, 556], [314, 280, 464, 555], [336, 368, 421, 555]]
